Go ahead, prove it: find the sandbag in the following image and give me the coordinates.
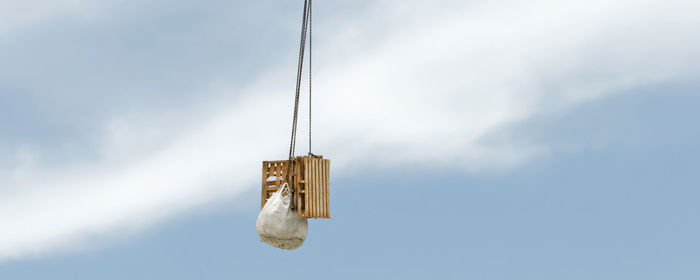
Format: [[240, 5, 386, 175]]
[[256, 183, 308, 250]]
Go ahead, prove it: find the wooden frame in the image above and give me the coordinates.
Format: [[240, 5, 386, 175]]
[[261, 155, 331, 219]]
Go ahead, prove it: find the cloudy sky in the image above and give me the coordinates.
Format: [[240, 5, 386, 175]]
[[1, 0, 699, 278]]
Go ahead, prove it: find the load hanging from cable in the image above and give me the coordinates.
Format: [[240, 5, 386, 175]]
[[256, 0, 331, 250]]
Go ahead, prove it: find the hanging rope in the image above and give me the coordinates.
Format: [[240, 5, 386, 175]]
[[287, 0, 313, 210], [308, 0, 313, 156], [289, 0, 313, 159]]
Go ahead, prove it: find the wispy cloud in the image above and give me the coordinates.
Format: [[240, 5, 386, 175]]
[[1, 0, 698, 261]]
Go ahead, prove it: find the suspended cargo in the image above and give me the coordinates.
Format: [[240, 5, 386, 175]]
[[256, 0, 329, 250], [256, 183, 308, 250], [261, 155, 331, 219]]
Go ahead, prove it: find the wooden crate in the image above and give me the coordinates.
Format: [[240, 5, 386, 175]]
[[261, 156, 331, 219], [261, 160, 290, 209]]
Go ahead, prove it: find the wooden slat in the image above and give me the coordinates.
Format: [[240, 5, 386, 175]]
[[306, 158, 311, 217], [322, 159, 327, 217], [297, 160, 301, 216], [261, 162, 266, 209], [303, 157, 309, 217], [321, 159, 327, 217], [327, 159, 330, 217], [314, 158, 320, 217], [300, 159, 305, 215], [308, 157, 313, 217], [315, 158, 321, 217], [295, 159, 300, 216], [310, 158, 317, 217], [295, 159, 300, 215], [318, 159, 323, 218], [315, 158, 320, 217], [325, 159, 331, 218], [292, 159, 297, 214], [275, 162, 281, 189]]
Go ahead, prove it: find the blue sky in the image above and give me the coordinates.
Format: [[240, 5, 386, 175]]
[[0, 0, 699, 279]]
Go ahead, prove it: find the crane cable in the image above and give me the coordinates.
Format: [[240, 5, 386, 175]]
[[289, 0, 313, 160], [308, 0, 313, 156]]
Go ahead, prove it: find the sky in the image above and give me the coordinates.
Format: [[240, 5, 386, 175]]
[[0, 0, 699, 279]]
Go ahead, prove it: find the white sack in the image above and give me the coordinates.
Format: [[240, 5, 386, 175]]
[[256, 183, 308, 250]]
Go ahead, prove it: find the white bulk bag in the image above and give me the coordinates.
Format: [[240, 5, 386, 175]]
[[256, 183, 308, 250]]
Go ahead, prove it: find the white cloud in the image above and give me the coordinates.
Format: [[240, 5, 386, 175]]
[[1, 0, 699, 260]]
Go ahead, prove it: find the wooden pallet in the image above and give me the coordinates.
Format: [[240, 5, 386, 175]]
[[261, 155, 331, 219]]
